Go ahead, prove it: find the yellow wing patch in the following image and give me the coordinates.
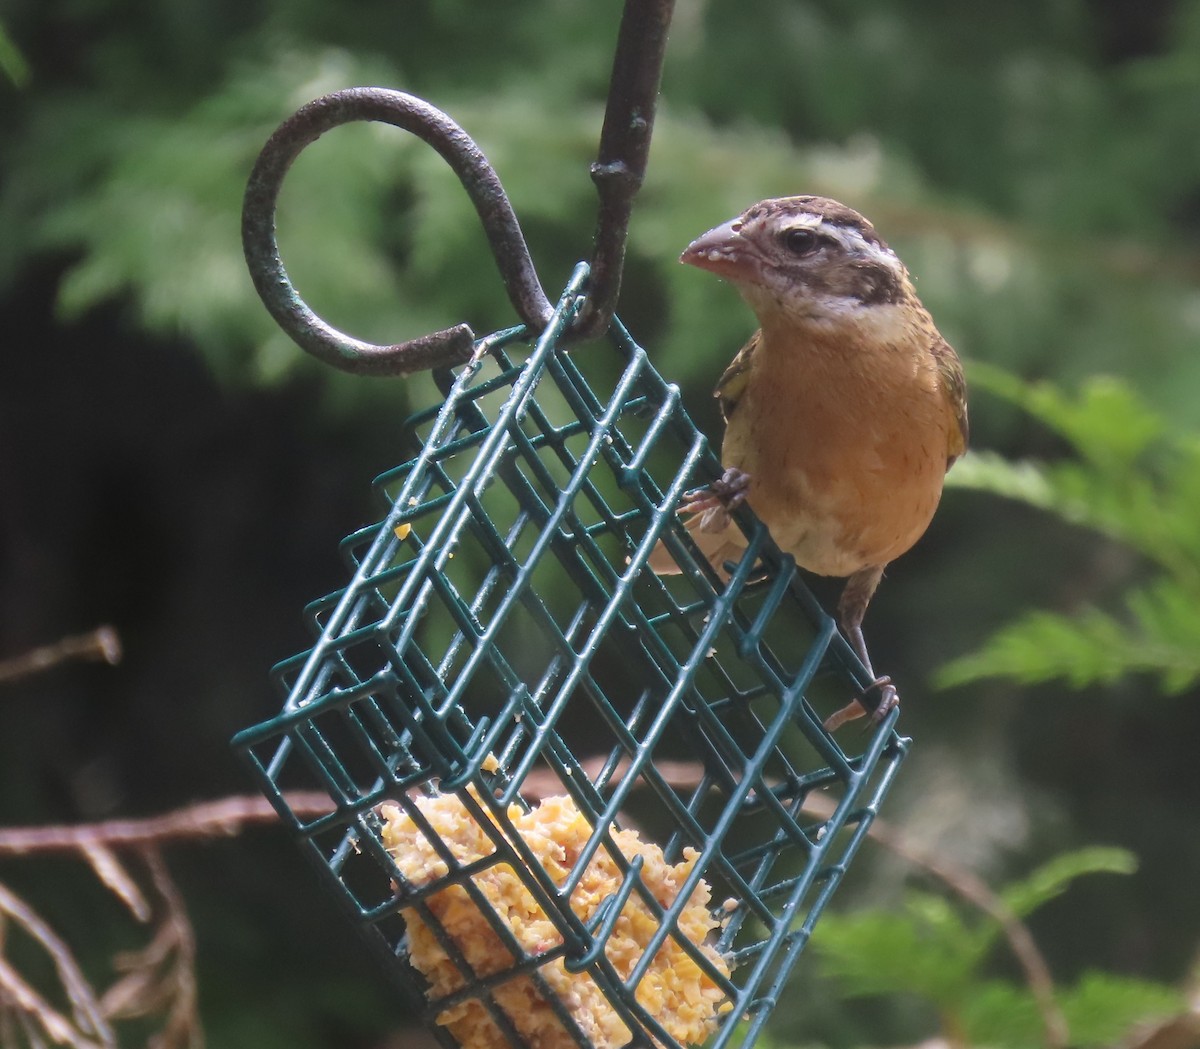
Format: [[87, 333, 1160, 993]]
[[713, 331, 761, 423], [932, 337, 969, 467]]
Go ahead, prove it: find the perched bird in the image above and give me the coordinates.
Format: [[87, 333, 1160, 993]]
[[651, 196, 968, 731]]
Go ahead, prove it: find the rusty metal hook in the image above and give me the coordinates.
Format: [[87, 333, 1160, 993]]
[[242, 87, 553, 376], [243, 0, 675, 373], [573, 0, 675, 340]]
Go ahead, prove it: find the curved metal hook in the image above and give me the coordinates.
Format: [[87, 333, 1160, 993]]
[[242, 87, 554, 376]]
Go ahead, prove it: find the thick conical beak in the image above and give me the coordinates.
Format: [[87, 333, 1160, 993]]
[[679, 218, 752, 280]]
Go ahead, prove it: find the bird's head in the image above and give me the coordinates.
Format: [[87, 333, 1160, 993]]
[[681, 196, 913, 324]]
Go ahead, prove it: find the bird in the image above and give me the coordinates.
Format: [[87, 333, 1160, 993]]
[[650, 196, 968, 731]]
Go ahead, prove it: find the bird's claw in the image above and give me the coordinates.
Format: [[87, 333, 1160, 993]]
[[821, 676, 899, 734], [679, 468, 752, 533], [863, 675, 899, 722]]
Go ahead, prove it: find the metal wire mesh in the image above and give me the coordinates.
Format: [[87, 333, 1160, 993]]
[[232, 263, 909, 1049]]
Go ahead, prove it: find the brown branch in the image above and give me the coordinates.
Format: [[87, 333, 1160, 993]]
[[96, 848, 203, 1049], [0, 880, 116, 1047], [145, 846, 201, 1049], [0, 775, 1068, 1047], [81, 842, 151, 922], [0, 954, 109, 1049], [0, 626, 122, 687], [0, 794, 334, 857], [0, 794, 333, 1049]]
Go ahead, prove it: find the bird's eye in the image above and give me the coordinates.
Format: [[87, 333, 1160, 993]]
[[782, 228, 821, 256]]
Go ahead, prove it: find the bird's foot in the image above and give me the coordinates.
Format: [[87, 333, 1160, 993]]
[[865, 675, 899, 722], [821, 676, 899, 733], [679, 468, 752, 533]]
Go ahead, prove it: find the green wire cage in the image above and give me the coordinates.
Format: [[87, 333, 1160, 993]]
[[232, 263, 909, 1049]]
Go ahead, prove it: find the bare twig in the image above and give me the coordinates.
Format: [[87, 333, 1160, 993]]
[[0, 778, 1067, 1047], [0, 881, 115, 1047], [0, 794, 331, 1048], [95, 848, 202, 1049], [0, 793, 333, 856], [0, 627, 121, 687], [81, 842, 151, 922], [0, 955, 108, 1049], [145, 846, 200, 1049]]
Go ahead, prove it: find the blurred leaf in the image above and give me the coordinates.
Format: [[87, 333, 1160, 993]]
[[958, 981, 1044, 1049], [1000, 846, 1137, 918], [948, 373, 1199, 580], [816, 849, 1166, 1048], [815, 892, 988, 1005], [943, 369, 1200, 694], [1059, 972, 1183, 1046], [969, 363, 1167, 469], [934, 601, 1200, 692], [0, 21, 29, 87], [956, 972, 1182, 1049]]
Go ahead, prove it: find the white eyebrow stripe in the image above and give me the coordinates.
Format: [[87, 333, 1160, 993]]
[[782, 212, 823, 231], [773, 214, 904, 273], [822, 224, 903, 273]]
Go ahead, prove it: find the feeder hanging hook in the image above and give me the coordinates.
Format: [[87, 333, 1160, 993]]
[[241, 87, 554, 376]]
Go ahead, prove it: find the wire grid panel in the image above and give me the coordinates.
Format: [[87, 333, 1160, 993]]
[[233, 264, 909, 1049]]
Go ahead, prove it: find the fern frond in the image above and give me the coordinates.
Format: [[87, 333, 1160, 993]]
[[936, 582, 1200, 693]]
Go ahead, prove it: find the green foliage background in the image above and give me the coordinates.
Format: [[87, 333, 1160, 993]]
[[2, 1, 1199, 1046]]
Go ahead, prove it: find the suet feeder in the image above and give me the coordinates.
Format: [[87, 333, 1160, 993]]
[[233, 6, 909, 1048]]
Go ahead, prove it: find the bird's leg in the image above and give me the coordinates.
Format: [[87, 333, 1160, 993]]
[[823, 564, 899, 732], [678, 467, 752, 534]]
